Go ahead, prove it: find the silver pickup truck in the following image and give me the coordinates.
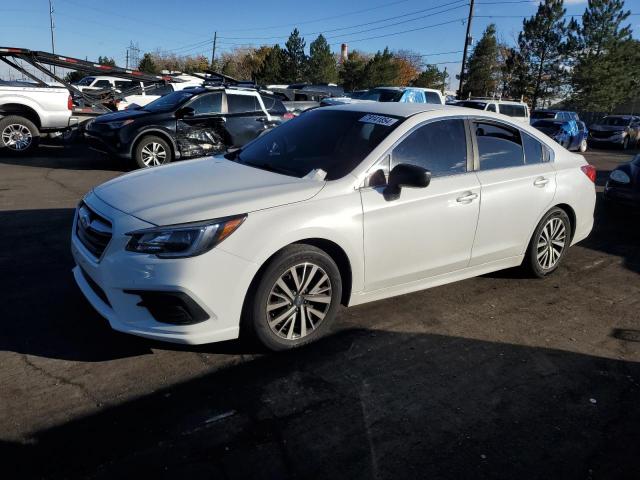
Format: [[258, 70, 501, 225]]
[[0, 80, 77, 154]]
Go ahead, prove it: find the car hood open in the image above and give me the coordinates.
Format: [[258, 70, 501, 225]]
[[93, 156, 325, 225]]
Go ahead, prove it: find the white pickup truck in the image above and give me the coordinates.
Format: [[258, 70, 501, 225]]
[[0, 80, 76, 153]]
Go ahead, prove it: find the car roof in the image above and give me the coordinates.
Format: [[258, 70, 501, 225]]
[[322, 102, 451, 117]]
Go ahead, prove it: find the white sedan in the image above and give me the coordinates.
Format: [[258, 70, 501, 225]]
[[71, 103, 596, 350]]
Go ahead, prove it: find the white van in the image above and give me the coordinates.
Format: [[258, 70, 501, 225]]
[[456, 99, 530, 124]]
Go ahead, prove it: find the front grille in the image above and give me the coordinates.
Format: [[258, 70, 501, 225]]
[[76, 202, 112, 259], [590, 130, 616, 139]]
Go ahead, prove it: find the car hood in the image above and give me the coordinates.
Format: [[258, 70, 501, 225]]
[[93, 156, 325, 225], [92, 109, 151, 123]]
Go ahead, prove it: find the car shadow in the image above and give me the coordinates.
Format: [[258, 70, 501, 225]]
[[0, 143, 129, 172], [4, 328, 640, 479]]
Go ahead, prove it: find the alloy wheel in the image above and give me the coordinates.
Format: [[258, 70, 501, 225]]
[[536, 217, 567, 270], [266, 262, 333, 340], [140, 142, 167, 167], [1, 124, 32, 151], [579, 139, 587, 152]]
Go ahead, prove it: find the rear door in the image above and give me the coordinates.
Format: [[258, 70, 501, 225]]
[[176, 91, 226, 157], [224, 93, 270, 146], [470, 120, 556, 266]]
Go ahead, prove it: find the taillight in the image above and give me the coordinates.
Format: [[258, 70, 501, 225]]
[[581, 164, 596, 183], [67, 95, 73, 110], [283, 112, 295, 120]]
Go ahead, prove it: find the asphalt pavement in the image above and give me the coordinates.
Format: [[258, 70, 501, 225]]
[[1, 143, 639, 479]]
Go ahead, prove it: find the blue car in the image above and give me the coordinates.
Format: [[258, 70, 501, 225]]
[[531, 118, 589, 152], [531, 109, 580, 122]]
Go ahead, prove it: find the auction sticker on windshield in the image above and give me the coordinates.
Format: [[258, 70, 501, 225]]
[[359, 114, 398, 126]]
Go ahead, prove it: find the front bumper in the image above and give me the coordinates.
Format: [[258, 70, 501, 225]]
[[71, 193, 258, 344], [84, 129, 131, 159], [588, 135, 625, 146]]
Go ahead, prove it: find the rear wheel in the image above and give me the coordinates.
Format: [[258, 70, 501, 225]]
[[524, 207, 571, 278], [579, 138, 587, 152], [0, 115, 40, 154], [246, 244, 342, 351], [134, 135, 172, 169]]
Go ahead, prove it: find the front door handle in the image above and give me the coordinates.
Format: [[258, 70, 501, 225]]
[[456, 192, 478, 203], [534, 176, 549, 187]]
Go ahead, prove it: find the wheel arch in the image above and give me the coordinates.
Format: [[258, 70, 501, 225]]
[[131, 129, 178, 159], [553, 203, 577, 241], [0, 104, 41, 128]]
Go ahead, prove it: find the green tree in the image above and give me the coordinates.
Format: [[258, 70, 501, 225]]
[[568, 0, 633, 111], [463, 24, 499, 97], [518, 0, 568, 109], [308, 34, 337, 84], [338, 50, 368, 91], [284, 28, 308, 83], [138, 53, 158, 74], [256, 45, 286, 84], [363, 48, 398, 88], [412, 65, 448, 90], [499, 46, 529, 100], [97, 56, 116, 66], [63, 70, 85, 83]]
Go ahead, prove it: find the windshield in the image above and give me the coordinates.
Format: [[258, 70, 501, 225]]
[[457, 101, 487, 110], [532, 111, 557, 119], [232, 110, 403, 180], [600, 117, 629, 127], [532, 120, 562, 133], [360, 89, 404, 102], [76, 77, 95, 86], [143, 90, 195, 112]]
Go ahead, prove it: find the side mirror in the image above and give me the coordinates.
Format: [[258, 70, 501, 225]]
[[176, 106, 195, 119], [383, 164, 431, 200]]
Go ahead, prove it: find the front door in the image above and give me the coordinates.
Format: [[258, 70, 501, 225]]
[[224, 93, 270, 147], [360, 118, 481, 291], [470, 120, 556, 266], [176, 91, 227, 157]]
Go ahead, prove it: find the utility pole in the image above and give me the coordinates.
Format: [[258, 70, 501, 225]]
[[48, 0, 56, 75], [211, 32, 217, 69], [126, 49, 129, 69], [442, 66, 448, 94], [458, 0, 474, 97]]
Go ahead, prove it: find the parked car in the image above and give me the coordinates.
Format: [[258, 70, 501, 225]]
[[116, 81, 203, 110], [455, 99, 530, 124], [531, 110, 580, 122], [0, 79, 75, 153], [84, 86, 288, 169], [588, 115, 640, 149], [74, 76, 137, 93], [322, 87, 444, 106], [531, 118, 588, 152], [71, 103, 595, 350], [604, 153, 640, 208]]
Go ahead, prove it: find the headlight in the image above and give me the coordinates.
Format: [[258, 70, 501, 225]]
[[609, 170, 631, 184], [107, 119, 135, 129], [126, 215, 246, 258]]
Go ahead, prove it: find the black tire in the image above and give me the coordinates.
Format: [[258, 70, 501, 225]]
[[0, 115, 40, 154], [246, 244, 342, 351], [134, 135, 173, 169], [524, 207, 571, 278]]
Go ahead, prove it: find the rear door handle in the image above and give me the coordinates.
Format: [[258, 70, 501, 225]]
[[456, 192, 478, 203], [534, 177, 549, 187]]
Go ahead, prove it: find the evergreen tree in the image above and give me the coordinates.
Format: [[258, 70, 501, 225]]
[[499, 47, 529, 100], [568, 0, 633, 111], [97, 56, 116, 66], [138, 53, 158, 74], [412, 65, 448, 90], [363, 48, 398, 88], [463, 24, 499, 97], [308, 35, 337, 84], [63, 70, 85, 83], [338, 51, 368, 91], [284, 29, 308, 83], [256, 45, 286, 84], [518, 0, 568, 109]]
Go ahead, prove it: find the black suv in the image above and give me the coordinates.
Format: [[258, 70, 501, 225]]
[[85, 86, 291, 168]]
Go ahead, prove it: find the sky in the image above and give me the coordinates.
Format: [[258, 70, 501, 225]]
[[1, 0, 637, 88]]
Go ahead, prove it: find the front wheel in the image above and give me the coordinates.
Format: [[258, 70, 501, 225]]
[[134, 135, 173, 169], [524, 207, 571, 278], [0, 115, 40, 154], [247, 244, 342, 351]]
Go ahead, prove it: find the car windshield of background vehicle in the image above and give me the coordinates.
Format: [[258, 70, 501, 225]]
[[601, 117, 629, 127], [144, 90, 195, 112], [76, 77, 95, 86], [457, 101, 487, 110], [500, 104, 527, 117], [233, 110, 404, 180], [532, 111, 557, 119], [361, 89, 404, 102], [532, 120, 563, 135]]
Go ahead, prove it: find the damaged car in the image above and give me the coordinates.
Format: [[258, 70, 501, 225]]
[[85, 86, 290, 169]]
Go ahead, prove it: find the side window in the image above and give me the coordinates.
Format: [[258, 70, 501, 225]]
[[475, 121, 524, 170], [114, 80, 132, 89], [188, 93, 222, 115], [486, 104, 497, 112], [391, 119, 467, 177], [93, 80, 111, 89], [499, 104, 527, 118], [227, 94, 259, 113], [522, 131, 547, 164], [424, 92, 441, 104], [148, 84, 173, 96]]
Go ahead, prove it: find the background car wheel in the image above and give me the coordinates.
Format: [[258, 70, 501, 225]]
[[524, 207, 571, 278], [579, 139, 587, 152], [134, 135, 173, 169], [247, 244, 342, 351], [0, 115, 40, 154]]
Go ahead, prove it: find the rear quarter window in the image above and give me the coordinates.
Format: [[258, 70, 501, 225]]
[[425, 92, 442, 104], [499, 104, 527, 118]]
